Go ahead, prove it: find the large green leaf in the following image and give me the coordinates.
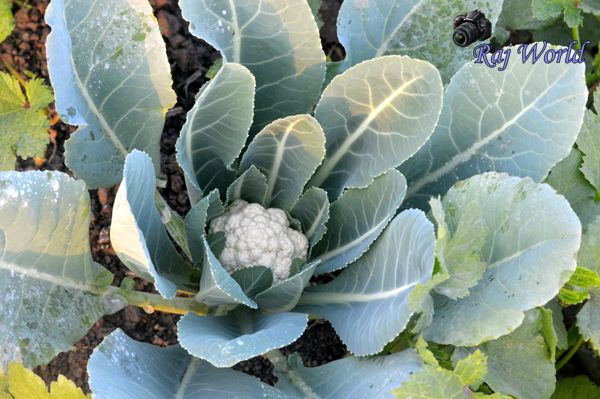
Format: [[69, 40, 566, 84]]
[[335, 0, 503, 82], [110, 151, 199, 299], [453, 309, 556, 399], [579, 216, 600, 275], [88, 329, 291, 399], [423, 173, 581, 346], [46, 0, 176, 188], [183, 190, 222, 266], [308, 55, 442, 199], [577, 89, 600, 195], [297, 210, 435, 356], [290, 187, 330, 248], [546, 149, 600, 228], [402, 44, 587, 210], [180, 0, 325, 134], [311, 169, 406, 275], [239, 115, 326, 209], [551, 376, 600, 399], [0, 171, 124, 370], [176, 63, 255, 196], [577, 288, 600, 355], [177, 308, 308, 367]]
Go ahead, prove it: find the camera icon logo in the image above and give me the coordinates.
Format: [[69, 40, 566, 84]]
[[453, 10, 492, 47]]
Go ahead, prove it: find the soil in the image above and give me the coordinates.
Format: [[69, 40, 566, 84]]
[[1, 0, 346, 391]]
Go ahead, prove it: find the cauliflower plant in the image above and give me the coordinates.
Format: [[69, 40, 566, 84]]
[[209, 200, 308, 282]]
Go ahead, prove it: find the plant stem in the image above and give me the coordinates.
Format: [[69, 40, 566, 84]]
[[556, 336, 585, 371], [572, 26, 582, 50], [108, 286, 209, 316]]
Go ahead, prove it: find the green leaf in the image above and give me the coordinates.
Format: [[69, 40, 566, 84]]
[[551, 375, 600, 399], [0, 363, 89, 399], [311, 169, 407, 275], [454, 309, 556, 399], [177, 308, 308, 367], [0, 0, 13, 43], [580, 0, 600, 15], [239, 115, 326, 209], [0, 171, 125, 370], [289, 187, 329, 248], [225, 165, 267, 206], [0, 72, 52, 170], [154, 192, 191, 260], [546, 299, 569, 350], [297, 210, 435, 356], [498, 0, 557, 31], [196, 237, 256, 308], [424, 173, 581, 346], [532, 0, 582, 28], [309, 55, 443, 199], [176, 63, 255, 196], [255, 261, 318, 313], [180, 0, 325, 134], [110, 151, 200, 298], [546, 149, 600, 228], [230, 266, 273, 298], [540, 307, 559, 361], [402, 44, 588, 210], [430, 197, 487, 300], [415, 337, 438, 367], [335, 0, 503, 83], [88, 329, 290, 398], [46, 0, 176, 188], [393, 350, 490, 399], [577, 288, 600, 355], [579, 216, 600, 274]]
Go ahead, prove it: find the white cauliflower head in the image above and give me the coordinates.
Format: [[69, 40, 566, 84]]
[[209, 200, 308, 283]]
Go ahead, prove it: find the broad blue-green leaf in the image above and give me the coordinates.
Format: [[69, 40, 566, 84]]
[[546, 149, 600, 228], [297, 210, 435, 355], [240, 115, 326, 209], [402, 45, 587, 210], [176, 63, 255, 196], [577, 89, 600, 194], [311, 169, 407, 275], [177, 309, 308, 367], [453, 309, 556, 399], [196, 238, 256, 308], [532, 0, 582, 27], [255, 261, 319, 313], [231, 266, 273, 298], [184, 190, 222, 266], [110, 151, 199, 299], [180, 0, 325, 133], [580, 0, 600, 15], [46, 0, 176, 188], [577, 288, 600, 355], [226, 165, 267, 206], [290, 187, 330, 248], [424, 173, 581, 346], [88, 329, 289, 399], [546, 299, 568, 351], [430, 197, 487, 300], [154, 193, 191, 260], [0, 171, 125, 370], [335, 0, 503, 82], [309, 55, 443, 199], [276, 350, 422, 399]]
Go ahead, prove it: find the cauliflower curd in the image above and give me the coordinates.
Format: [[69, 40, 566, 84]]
[[209, 200, 308, 282]]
